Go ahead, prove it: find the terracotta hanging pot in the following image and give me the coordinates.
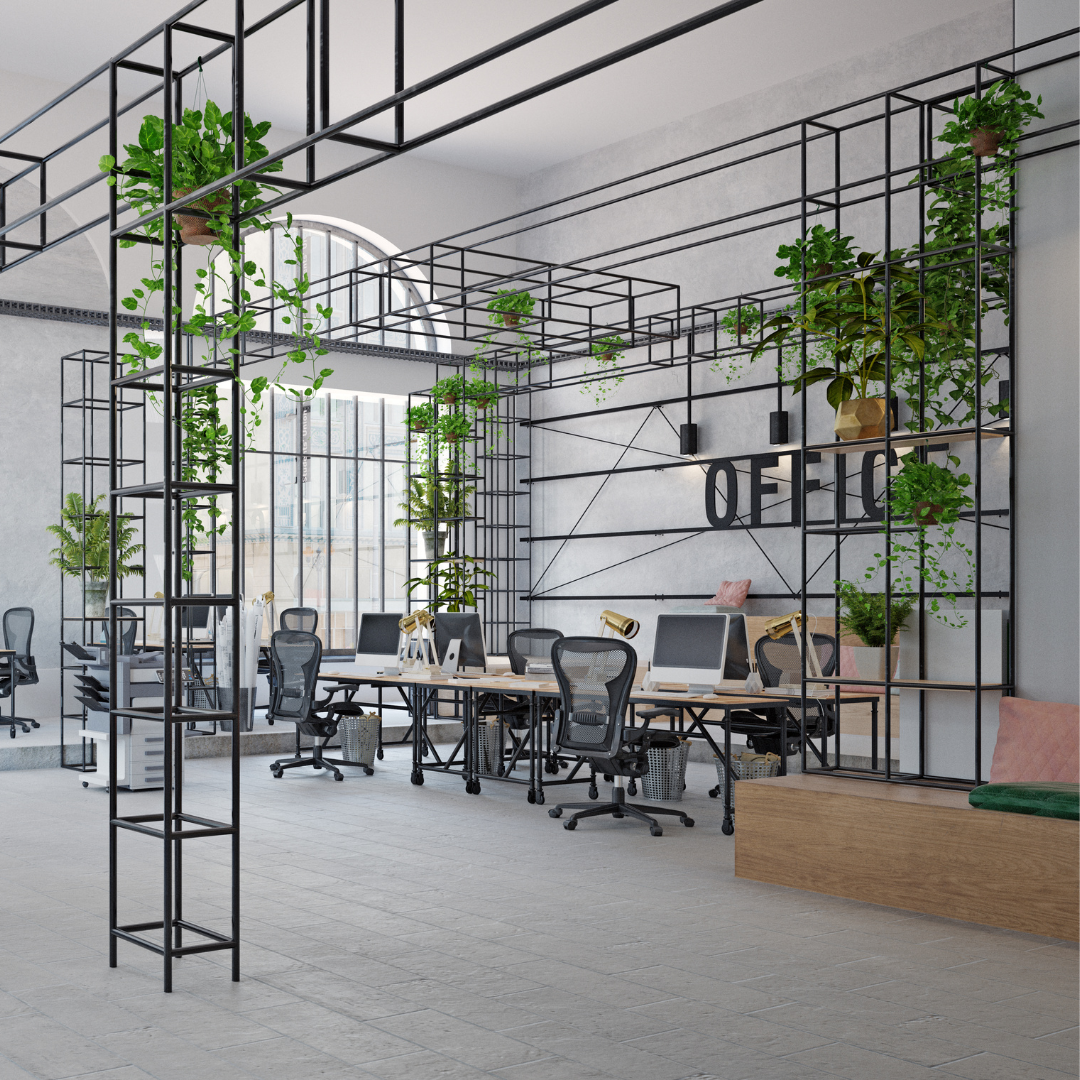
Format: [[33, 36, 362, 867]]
[[969, 128, 1002, 157], [734, 323, 751, 338], [598, 351, 613, 364], [442, 393, 458, 406], [500, 312, 520, 328], [444, 432, 459, 443], [173, 187, 229, 245], [810, 262, 834, 280], [475, 397, 494, 411], [913, 501, 945, 527], [833, 397, 893, 441], [410, 423, 426, 434]]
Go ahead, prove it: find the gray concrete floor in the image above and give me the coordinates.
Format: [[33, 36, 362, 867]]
[[0, 748, 1075, 1080]]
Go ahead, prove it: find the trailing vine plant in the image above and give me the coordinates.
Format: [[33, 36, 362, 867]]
[[100, 102, 333, 578], [580, 335, 627, 406]]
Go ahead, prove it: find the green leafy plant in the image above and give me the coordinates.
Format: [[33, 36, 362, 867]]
[[393, 472, 474, 532], [774, 224, 859, 285], [835, 580, 915, 647], [487, 289, 535, 327], [48, 493, 144, 581], [581, 334, 627, 406], [438, 411, 473, 444], [939, 79, 1044, 157], [432, 374, 466, 405], [465, 378, 498, 408], [868, 454, 976, 627], [752, 251, 940, 408], [406, 401, 435, 432], [404, 554, 495, 612]]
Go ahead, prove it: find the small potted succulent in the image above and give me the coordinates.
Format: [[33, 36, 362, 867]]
[[48, 493, 144, 618], [487, 288, 535, 328], [835, 580, 915, 681]]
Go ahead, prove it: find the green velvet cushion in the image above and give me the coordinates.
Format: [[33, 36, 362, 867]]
[[969, 781, 1080, 821]]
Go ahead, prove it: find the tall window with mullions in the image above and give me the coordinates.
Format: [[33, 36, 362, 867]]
[[241, 386, 408, 650]]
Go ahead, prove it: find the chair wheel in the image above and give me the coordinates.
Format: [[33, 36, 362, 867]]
[[376, 749, 384, 760], [548, 807, 562, 818], [627, 780, 637, 796], [333, 773, 343, 781], [708, 788, 718, 798], [722, 820, 734, 836], [8, 729, 13, 739], [31, 721, 40, 729], [588, 786, 598, 800], [563, 820, 577, 830], [82, 781, 89, 788], [410, 770, 424, 785], [364, 767, 374, 776], [682, 818, 695, 827], [650, 826, 663, 836], [272, 769, 283, 778], [527, 789, 536, 804]]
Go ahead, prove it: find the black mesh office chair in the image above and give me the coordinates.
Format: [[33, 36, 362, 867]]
[[267, 630, 373, 780], [280, 607, 318, 632], [103, 607, 139, 655], [478, 628, 563, 776], [724, 632, 838, 757], [547, 637, 694, 835], [0, 607, 40, 737]]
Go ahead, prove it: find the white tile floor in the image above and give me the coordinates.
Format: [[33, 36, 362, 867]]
[[0, 748, 1075, 1080]]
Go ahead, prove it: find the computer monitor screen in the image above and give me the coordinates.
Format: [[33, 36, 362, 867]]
[[650, 613, 730, 694], [354, 612, 403, 673], [434, 613, 487, 671], [723, 614, 751, 680]]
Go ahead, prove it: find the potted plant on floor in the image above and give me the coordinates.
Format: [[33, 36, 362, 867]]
[[835, 580, 915, 681], [48, 493, 144, 618]]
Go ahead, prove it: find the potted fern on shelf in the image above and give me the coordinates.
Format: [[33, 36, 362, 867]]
[[835, 579, 915, 681], [48, 494, 144, 618]]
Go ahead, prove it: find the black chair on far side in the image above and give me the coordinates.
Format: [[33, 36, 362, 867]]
[[103, 607, 139, 655], [547, 637, 694, 836], [0, 607, 40, 737], [280, 607, 318, 633], [267, 629, 373, 781]]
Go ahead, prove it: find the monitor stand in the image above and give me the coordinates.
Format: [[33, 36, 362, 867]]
[[688, 682, 715, 696]]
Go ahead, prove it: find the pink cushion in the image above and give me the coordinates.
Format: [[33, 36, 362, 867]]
[[990, 698, 1080, 783], [706, 579, 751, 608]]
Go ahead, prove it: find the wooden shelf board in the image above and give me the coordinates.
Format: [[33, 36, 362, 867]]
[[812, 427, 1009, 455]]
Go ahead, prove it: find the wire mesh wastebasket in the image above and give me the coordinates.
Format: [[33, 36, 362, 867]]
[[476, 718, 505, 775], [338, 712, 380, 768], [642, 739, 690, 801], [714, 753, 780, 804]]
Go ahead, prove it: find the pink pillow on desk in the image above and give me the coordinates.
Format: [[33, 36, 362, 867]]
[[990, 697, 1079, 783], [705, 580, 751, 608]]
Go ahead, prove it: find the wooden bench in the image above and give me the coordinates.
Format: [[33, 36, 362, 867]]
[[735, 774, 1079, 940]]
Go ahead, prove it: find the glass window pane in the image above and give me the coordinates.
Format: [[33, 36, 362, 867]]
[[306, 395, 328, 456], [302, 455, 328, 644], [330, 458, 357, 651], [330, 394, 354, 456], [274, 454, 299, 611], [244, 454, 273, 639], [384, 462, 407, 610], [275, 391, 298, 454], [358, 460, 380, 610], [359, 399, 381, 459], [385, 399, 406, 460]]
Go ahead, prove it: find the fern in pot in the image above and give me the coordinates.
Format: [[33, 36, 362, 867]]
[[835, 580, 915, 681]]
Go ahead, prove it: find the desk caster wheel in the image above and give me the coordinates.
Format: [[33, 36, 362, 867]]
[[563, 819, 577, 830], [82, 781, 89, 788], [588, 785, 598, 800], [722, 819, 734, 836], [410, 770, 424, 785], [364, 767, 374, 776], [8, 729, 13, 739], [708, 787, 719, 798], [548, 807, 562, 818], [682, 818, 695, 828], [30, 721, 40, 729], [272, 768, 284, 779], [627, 780, 637, 796], [466, 780, 481, 794], [376, 749, 384, 760], [536, 791, 545, 805], [649, 826, 663, 836], [527, 790, 536, 804]]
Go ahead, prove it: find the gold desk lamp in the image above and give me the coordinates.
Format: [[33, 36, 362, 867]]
[[599, 610, 639, 639]]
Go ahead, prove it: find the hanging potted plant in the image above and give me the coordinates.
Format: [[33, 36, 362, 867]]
[[406, 401, 434, 434], [868, 453, 976, 627], [431, 373, 466, 406], [941, 78, 1043, 158], [581, 334, 627, 406], [835, 580, 915, 681], [753, 252, 940, 440], [466, 377, 498, 410], [438, 411, 472, 444], [48, 493, 144, 618], [487, 288, 535, 328]]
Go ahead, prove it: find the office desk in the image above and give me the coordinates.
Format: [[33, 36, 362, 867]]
[[629, 686, 881, 834], [0, 648, 39, 738]]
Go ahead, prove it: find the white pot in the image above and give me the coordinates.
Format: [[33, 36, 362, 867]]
[[84, 581, 109, 619], [418, 530, 449, 560], [852, 645, 900, 682]]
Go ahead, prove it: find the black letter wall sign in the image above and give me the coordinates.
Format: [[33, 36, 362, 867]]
[[704, 450, 821, 530]]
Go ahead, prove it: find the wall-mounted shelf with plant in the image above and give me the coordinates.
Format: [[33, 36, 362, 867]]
[[835, 579, 916, 680], [48, 493, 144, 619]]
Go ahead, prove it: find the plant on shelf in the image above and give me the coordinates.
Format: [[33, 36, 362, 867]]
[[406, 401, 435, 434], [869, 453, 976, 628], [48, 494, 144, 618], [100, 102, 334, 579], [465, 377, 499, 410], [835, 581, 916, 647], [581, 334, 627, 406], [432, 373, 466, 406], [486, 288, 535, 328], [404, 554, 495, 613], [941, 78, 1044, 159], [752, 251, 941, 440], [438, 411, 473, 444], [393, 471, 474, 533]]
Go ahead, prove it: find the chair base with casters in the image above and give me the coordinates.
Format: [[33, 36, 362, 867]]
[[270, 701, 376, 781], [548, 773, 693, 835]]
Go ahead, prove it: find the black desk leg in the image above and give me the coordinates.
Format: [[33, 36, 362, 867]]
[[409, 685, 425, 786], [722, 707, 734, 835], [465, 689, 480, 794], [528, 692, 544, 805]]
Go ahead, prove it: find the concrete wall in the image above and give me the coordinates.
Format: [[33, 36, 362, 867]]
[[1014, 0, 1080, 704], [515, 6, 1020, 661]]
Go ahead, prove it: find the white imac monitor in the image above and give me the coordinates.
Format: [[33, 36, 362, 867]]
[[434, 613, 487, 672], [650, 613, 750, 695], [354, 612, 402, 675]]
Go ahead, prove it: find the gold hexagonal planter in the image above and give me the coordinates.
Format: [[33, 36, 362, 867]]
[[833, 397, 893, 441]]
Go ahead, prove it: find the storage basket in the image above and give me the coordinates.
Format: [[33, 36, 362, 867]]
[[641, 740, 690, 801], [713, 752, 780, 804], [338, 712, 380, 768], [476, 718, 505, 775]]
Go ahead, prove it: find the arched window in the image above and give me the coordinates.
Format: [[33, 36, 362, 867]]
[[214, 216, 438, 353]]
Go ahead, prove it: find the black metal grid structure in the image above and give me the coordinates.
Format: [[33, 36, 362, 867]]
[[0, 0, 773, 992]]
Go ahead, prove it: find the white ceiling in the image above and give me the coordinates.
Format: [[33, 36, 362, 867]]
[[1, 0, 1003, 177]]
